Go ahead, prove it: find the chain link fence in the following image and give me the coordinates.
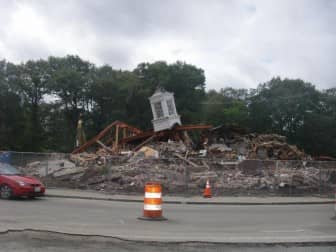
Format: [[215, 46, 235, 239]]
[[1, 151, 336, 197]]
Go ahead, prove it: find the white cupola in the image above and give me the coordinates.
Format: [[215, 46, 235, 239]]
[[149, 87, 181, 132]]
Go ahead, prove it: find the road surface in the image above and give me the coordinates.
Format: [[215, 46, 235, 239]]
[[0, 197, 335, 244]]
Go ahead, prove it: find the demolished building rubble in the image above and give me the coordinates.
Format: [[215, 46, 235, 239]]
[[22, 130, 336, 196]]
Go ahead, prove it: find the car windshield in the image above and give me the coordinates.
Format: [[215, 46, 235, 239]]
[[0, 163, 21, 175]]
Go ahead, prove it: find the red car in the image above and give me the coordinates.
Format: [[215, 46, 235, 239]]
[[0, 162, 45, 199]]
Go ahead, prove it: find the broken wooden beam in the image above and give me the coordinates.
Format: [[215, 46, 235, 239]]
[[132, 135, 156, 152], [72, 120, 143, 154], [173, 153, 199, 167], [174, 124, 212, 131], [96, 140, 114, 153]]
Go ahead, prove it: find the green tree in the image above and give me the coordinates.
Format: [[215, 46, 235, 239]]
[[90, 66, 138, 130], [0, 60, 25, 150], [47, 55, 94, 150], [248, 77, 320, 138], [201, 88, 249, 127], [3, 60, 50, 151]]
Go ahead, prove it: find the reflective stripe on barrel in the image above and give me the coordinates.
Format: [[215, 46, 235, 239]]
[[143, 182, 163, 218], [145, 192, 162, 198]]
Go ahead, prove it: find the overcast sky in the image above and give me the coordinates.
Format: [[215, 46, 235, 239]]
[[0, 0, 335, 90]]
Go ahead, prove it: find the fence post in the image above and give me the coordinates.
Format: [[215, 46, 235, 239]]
[[20, 152, 23, 168], [273, 160, 278, 192], [184, 158, 189, 197], [45, 155, 49, 177], [319, 161, 322, 195], [45, 154, 49, 188], [289, 161, 293, 196]]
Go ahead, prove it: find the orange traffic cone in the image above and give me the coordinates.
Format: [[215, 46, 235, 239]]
[[203, 179, 212, 198]]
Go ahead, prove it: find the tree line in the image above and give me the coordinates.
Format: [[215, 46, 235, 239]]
[[0, 55, 335, 157]]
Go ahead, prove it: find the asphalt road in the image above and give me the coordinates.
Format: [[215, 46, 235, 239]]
[[0, 197, 335, 244]]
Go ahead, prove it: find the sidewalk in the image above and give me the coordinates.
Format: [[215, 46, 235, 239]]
[[45, 188, 335, 205]]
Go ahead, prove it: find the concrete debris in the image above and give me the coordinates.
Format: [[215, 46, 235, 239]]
[[52, 166, 88, 178], [24, 159, 76, 177]]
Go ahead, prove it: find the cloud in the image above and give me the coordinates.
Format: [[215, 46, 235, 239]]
[[0, 0, 335, 89]]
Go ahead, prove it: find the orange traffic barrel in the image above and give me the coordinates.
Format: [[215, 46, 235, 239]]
[[138, 182, 167, 221]]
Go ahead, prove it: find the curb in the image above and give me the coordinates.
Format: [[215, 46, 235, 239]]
[[2, 228, 336, 245], [45, 194, 335, 206]]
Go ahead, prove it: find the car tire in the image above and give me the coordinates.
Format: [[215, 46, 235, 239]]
[[0, 184, 13, 199]]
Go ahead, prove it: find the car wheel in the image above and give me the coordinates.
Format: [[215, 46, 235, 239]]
[[0, 184, 13, 199]]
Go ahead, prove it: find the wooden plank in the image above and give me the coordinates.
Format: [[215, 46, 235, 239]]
[[173, 153, 199, 167], [174, 124, 212, 131], [96, 140, 114, 153], [132, 135, 156, 152]]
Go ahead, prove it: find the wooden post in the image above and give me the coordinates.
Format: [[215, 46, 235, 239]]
[[123, 128, 126, 149], [115, 125, 119, 151]]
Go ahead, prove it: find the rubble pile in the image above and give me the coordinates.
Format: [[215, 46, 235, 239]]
[[22, 152, 336, 196], [20, 131, 335, 196], [70, 152, 100, 166], [146, 141, 188, 158], [248, 134, 306, 160], [208, 131, 307, 160]]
